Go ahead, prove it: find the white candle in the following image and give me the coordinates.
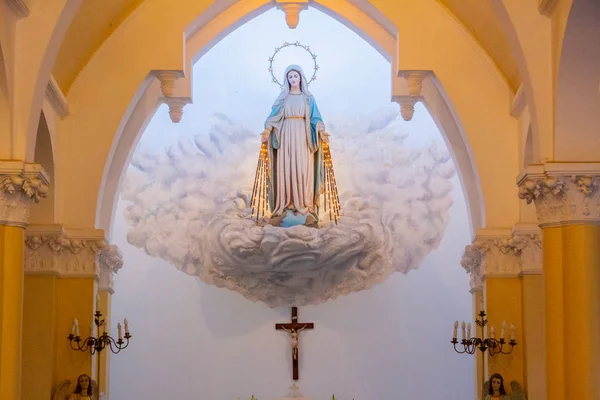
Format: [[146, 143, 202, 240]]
[[501, 321, 506, 339], [124, 318, 129, 334], [89, 321, 94, 335], [490, 325, 495, 338], [510, 323, 516, 340], [74, 318, 80, 337], [117, 322, 123, 340], [467, 322, 471, 339], [96, 294, 101, 312], [71, 319, 76, 335], [453, 321, 458, 338], [461, 321, 466, 340]]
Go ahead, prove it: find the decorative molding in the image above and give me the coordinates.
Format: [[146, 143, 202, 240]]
[[275, 0, 310, 29], [163, 97, 189, 123], [404, 71, 428, 97], [461, 226, 542, 291], [155, 70, 183, 97], [4, 0, 30, 19], [512, 223, 542, 275], [393, 71, 429, 121], [517, 163, 600, 227], [392, 95, 421, 121], [537, 0, 558, 16], [46, 75, 70, 117], [0, 161, 49, 228], [24, 225, 123, 292], [510, 84, 526, 118]]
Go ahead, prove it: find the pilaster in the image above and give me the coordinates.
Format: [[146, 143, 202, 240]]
[[461, 226, 543, 397], [21, 224, 123, 400], [0, 162, 48, 400], [518, 162, 600, 400]]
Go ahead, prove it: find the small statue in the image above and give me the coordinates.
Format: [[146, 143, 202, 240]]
[[484, 373, 510, 400], [52, 374, 98, 400], [280, 326, 306, 360], [510, 380, 527, 400]]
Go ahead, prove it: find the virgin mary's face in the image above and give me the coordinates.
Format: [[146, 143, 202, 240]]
[[287, 71, 301, 88]]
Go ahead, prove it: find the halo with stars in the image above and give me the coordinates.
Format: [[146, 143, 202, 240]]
[[268, 41, 319, 89]]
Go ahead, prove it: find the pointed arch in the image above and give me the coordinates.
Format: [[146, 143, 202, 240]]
[[95, 0, 484, 238]]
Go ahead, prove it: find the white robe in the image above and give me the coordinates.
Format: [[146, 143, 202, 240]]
[[269, 94, 314, 216]]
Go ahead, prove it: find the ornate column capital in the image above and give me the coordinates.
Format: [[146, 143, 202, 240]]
[[461, 226, 542, 292], [512, 223, 542, 275], [517, 162, 600, 227], [24, 225, 123, 292], [0, 161, 49, 228]]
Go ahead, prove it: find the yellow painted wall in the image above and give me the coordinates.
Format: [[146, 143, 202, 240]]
[[562, 225, 600, 399], [521, 274, 546, 399], [543, 226, 563, 400], [21, 274, 96, 399], [484, 277, 523, 390], [0, 225, 25, 400], [55, 277, 96, 385], [22, 274, 58, 400]]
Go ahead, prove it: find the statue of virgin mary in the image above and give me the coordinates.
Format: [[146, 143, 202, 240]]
[[260, 65, 330, 227]]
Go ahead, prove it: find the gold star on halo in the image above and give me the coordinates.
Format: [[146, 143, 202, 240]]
[[284, 42, 290, 47]]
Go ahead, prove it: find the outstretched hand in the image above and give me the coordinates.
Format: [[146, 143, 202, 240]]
[[320, 131, 330, 143], [261, 129, 270, 143]]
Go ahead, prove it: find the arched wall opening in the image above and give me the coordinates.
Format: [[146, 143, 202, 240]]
[[95, 0, 484, 240], [107, 6, 475, 400], [555, 0, 600, 161], [29, 110, 56, 224], [0, 42, 11, 159]]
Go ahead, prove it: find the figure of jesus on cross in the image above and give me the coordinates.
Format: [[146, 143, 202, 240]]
[[276, 307, 314, 381]]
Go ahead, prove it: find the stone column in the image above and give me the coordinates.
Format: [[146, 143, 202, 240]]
[[21, 225, 122, 400], [0, 161, 48, 400], [518, 163, 600, 400]]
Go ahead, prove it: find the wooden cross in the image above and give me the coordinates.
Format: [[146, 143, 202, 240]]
[[275, 307, 314, 381]]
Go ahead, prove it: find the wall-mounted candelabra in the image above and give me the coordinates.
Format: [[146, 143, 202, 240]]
[[451, 310, 517, 356], [451, 310, 517, 400], [67, 295, 132, 398]]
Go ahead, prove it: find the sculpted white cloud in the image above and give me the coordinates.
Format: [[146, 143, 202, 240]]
[[122, 105, 456, 307]]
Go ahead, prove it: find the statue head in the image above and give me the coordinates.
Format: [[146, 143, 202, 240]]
[[74, 374, 93, 396], [287, 70, 302, 91], [283, 65, 309, 95], [488, 373, 507, 395]]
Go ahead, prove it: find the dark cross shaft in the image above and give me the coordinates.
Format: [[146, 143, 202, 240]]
[[275, 307, 314, 381]]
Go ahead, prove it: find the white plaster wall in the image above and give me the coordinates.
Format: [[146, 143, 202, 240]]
[[109, 9, 474, 400]]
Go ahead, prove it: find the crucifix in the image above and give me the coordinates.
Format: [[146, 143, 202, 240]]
[[275, 307, 314, 381]]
